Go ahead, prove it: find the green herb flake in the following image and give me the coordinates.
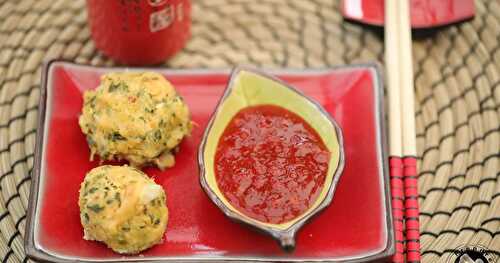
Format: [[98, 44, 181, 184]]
[[152, 199, 161, 206], [86, 136, 96, 147], [108, 82, 120, 92], [88, 187, 98, 194], [115, 192, 122, 207], [94, 173, 106, 180], [120, 83, 129, 92], [110, 132, 126, 141], [83, 213, 89, 222], [86, 96, 97, 107], [87, 204, 104, 213], [153, 130, 162, 141], [108, 81, 129, 92], [148, 214, 154, 223]]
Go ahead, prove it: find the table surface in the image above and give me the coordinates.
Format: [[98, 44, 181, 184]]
[[0, 0, 498, 262]]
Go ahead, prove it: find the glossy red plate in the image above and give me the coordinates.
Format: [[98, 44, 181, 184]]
[[26, 61, 394, 262], [341, 0, 475, 29]]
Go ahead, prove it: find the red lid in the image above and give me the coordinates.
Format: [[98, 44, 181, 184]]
[[341, 0, 475, 29]]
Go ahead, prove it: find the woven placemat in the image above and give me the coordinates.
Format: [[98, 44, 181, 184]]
[[0, 0, 499, 262]]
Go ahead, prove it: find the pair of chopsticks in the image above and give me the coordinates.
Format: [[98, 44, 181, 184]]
[[384, 0, 421, 263]]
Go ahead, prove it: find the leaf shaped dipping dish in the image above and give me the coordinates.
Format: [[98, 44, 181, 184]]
[[198, 67, 345, 251]]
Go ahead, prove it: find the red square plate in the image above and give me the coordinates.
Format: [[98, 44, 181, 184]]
[[25, 61, 394, 262], [341, 0, 475, 29]]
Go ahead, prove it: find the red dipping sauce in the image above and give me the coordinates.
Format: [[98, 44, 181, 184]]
[[215, 105, 330, 224]]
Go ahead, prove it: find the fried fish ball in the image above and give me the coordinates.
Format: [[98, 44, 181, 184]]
[[79, 72, 192, 169], [79, 165, 168, 254]]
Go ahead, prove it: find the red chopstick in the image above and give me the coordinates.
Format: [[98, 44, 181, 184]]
[[403, 157, 420, 262], [398, 0, 421, 261], [390, 157, 405, 263], [385, 0, 421, 262], [385, 0, 406, 261]]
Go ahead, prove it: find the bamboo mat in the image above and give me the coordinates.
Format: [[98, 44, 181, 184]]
[[0, 0, 499, 262]]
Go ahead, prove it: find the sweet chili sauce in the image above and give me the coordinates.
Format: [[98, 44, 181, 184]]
[[214, 105, 330, 224]]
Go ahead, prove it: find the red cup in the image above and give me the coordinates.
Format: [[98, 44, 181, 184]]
[[86, 0, 191, 65]]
